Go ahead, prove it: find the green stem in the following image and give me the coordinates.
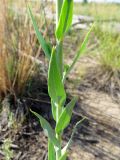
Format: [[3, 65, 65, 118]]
[[56, 133, 62, 160], [56, 104, 62, 160], [56, 0, 63, 77], [55, 1, 64, 160]]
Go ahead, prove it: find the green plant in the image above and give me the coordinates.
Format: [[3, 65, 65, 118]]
[[29, 0, 92, 159], [93, 25, 120, 72], [2, 138, 13, 160]]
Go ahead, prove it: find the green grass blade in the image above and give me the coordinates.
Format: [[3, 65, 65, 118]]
[[31, 110, 59, 147], [48, 47, 66, 105], [59, 152, 67, 160], [62, 117, 86, 153], [63, 24, 94, 81], [28, 6, 51, 59], [55, 97, 77, 133], [48, 139, 56, 160], [55, 0, 73, 41]]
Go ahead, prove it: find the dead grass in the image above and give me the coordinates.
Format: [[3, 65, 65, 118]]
[[0, 0, 48, 99]]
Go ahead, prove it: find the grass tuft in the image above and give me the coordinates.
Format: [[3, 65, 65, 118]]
[[0, 0, 48, 99], [94, 25, 120, 73]]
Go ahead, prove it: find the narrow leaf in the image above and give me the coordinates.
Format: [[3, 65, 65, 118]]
[[56, 97, 77, 133], [63, 24, 94, 81], [48, 47, 66, 105], [59, 152, 67, 160], [48, 139, 56, 160], [56, 0, 73, 40], [62, 117, 86, 153], [28, 6, 51, 59], [31, 110, 59, 147]]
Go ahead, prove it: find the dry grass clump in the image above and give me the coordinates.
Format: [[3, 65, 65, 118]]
[[0, 0, 48, 99]]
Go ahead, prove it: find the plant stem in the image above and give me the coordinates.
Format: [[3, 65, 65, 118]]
[[56, 105, 62, 159], [56, 133, 62, 160], [55, 1, 64, 159], [56, 0, 63, 77]]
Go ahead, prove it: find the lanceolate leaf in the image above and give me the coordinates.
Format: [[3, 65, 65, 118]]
[[48, 139, 56, 160], [63, 24, 94, 81], [31, 110, 59, 147], [56, 0, 73, 40], [28, 6, 51, 59], [55, 97, 78, 133], [48, 47, 66, 105]]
